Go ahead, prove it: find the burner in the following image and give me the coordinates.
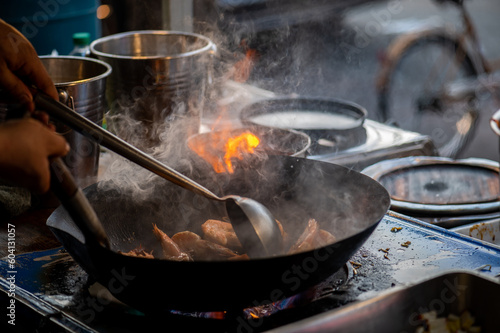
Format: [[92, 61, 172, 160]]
[[307, 120, 438, 170], [307, 126, 368, 155]]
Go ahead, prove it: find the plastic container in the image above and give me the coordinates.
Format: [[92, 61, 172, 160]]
[[69, 32, 91, 56]]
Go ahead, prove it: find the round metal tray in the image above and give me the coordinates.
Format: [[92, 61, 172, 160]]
[[362, 156, 500, 216]]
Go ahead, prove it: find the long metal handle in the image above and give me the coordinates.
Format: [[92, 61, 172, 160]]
[[50, 157, 110, 249], [34, 90, 221, 201]]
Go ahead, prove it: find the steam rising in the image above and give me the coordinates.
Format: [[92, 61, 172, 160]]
[[90, 18, 379, 255], [94, 24, 270, 208]]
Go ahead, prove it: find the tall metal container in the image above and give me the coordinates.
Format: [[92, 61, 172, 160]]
[[40, 56, 112, 188], [90, 30, 216, 147]]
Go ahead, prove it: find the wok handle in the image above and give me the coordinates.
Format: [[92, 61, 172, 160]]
[[50, 157, 110, 249], [34, 89, 222, 202]]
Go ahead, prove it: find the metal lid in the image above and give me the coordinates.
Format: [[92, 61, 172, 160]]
[[362, 156, 500, 216]]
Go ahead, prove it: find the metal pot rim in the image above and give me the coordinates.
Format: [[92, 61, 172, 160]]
[[90, 30, 216, 60], [39, 55, 112, 87]]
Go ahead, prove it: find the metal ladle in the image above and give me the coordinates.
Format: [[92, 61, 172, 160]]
[[34, 91, 283, 258]]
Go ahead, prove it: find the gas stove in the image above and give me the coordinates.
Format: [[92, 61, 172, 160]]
[[1, 212, 499, 332], [1, 83, 494, 332], [306, 119, 438, 171]]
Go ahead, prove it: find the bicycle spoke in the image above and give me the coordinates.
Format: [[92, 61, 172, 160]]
[[379, 36, 477, 157]]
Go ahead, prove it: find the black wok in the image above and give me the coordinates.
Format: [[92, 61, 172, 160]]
[[47, 155, 390, 312]]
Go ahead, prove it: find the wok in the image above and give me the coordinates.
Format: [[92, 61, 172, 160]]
[[239, 97, 368, 144], [47, 155, 390, 312]]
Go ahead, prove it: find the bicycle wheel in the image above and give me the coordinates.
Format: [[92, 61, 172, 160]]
[[377, 33, 479, 157]]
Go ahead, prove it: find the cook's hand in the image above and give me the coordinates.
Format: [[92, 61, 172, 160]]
[[0, 118, 69, 193], [0, 19, 58, 111]]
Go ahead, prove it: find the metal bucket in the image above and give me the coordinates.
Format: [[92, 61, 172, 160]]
[[40, 56, 112, 188], [90, 30, 216, 147]]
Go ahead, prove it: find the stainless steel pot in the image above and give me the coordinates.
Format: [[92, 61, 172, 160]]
[[40, 56, 112, 188], [90, 30, 216, 147]]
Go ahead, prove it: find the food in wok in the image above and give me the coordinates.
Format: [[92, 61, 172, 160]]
[[119, 218, 336, 261]]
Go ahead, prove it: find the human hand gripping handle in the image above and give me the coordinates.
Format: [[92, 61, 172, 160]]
[[22, 89, 110, 248]]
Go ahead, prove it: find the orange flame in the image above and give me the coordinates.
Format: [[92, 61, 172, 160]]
[[190, 131, 260, 174], [223, 132, 260, 173], [232, 40, 259, 83]]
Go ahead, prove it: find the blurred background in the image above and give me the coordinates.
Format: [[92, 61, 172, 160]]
[[2, 0, 499, 160]]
